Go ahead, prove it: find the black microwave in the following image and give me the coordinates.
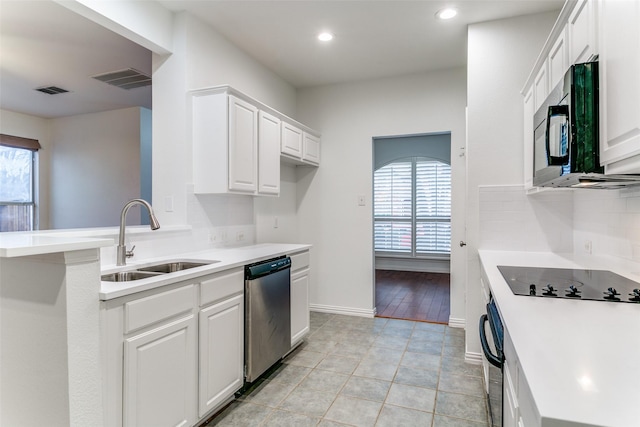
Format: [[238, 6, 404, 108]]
[[532, 61, 602, 187]]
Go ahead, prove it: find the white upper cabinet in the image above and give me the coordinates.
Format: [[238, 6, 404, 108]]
[[597, 0, 640, 173], [302, 133, 321, 165], [548, 26, 568, 90], [281, 121, 303, 159], [523, 86, 535, 190], [192, 86, 320, 196], [258, 111, 281, 195], [569, 0, 597, 64], [281, 120, 321, 166], [228, 95, 258, 193], [533, 64, 548, 111]]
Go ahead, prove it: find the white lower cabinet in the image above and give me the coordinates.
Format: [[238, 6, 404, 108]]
[[503, 360, 518, 427], [199, 294, 244, 417], [103, 269, 245, 427], [123, 315, 198, 427], [289, 250, 310, 346]]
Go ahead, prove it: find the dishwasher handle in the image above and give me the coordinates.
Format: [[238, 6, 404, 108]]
[[245, 256, 291, 280]]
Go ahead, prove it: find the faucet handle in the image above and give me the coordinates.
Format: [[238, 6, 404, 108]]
[[126, 245, 136, 259]]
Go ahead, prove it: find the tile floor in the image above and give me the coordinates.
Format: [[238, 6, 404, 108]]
[[204, 312, 488, 427]]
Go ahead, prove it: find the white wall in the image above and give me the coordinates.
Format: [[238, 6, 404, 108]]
[[0, 109, 51, 229], [255, 164, 300, 243], [152, 12, 299, 244], [49, 107, 142, 229], [466, 11, 559, 356], [296, 69, 467, 317]]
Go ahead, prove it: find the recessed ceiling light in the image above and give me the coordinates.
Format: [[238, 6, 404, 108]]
[[436, 8, 458, 20], [318, 32, 334, 42]]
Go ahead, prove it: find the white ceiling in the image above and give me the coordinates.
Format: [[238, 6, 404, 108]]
[[0, 0, 563, 119]]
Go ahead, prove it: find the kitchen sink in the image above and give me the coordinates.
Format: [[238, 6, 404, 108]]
[[136, 260, 219, 273], [101, 260, 219, 282], [101, 271, 163, 282]]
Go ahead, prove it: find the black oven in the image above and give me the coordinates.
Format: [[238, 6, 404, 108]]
[[479, 296, 504, 427]]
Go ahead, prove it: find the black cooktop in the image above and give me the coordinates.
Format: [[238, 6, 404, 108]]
[[497, 266, 640, 303]]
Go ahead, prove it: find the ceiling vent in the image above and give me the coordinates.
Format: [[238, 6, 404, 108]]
[[92, 68, 152, 90], [35, 86, 69, 95]]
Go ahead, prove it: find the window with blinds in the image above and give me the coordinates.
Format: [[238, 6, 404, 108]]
[[374, 158, 451, 255]]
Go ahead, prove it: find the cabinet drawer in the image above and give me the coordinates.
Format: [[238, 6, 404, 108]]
[[290, 251, 310, 272], [200, 268, 244, 306], [125, 284, 196, 333]]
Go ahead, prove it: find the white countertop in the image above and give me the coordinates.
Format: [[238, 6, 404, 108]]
[[0, 232, 113, 257], [100, 243, 311, 300], [479, 250, 640, 427]]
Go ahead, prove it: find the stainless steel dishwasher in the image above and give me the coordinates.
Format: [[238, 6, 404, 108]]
[[244, 256, 292, 383]]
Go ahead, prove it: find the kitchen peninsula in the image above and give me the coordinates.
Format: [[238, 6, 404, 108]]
[[0, 230, 311, 427]]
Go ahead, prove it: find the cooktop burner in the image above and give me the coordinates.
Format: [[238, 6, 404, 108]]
[[497, 266, 640, 303]]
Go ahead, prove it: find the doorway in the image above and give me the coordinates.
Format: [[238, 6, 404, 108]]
[[373, 133, 452, 324]]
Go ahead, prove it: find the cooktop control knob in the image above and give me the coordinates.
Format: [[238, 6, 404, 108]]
[[629, 288, 640, 302], [529, 284, 536, 295], [565, 285, 582, 298], [604, 287, 621, 301], [542, 284, 557, 297]]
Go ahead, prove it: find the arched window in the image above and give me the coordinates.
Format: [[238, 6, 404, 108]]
[[374, 157, 451, 255]]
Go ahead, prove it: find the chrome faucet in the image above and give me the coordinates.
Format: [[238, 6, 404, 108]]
[[117, 199, 160, 266]]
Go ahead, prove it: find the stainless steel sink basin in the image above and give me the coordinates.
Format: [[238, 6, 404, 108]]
[[136, 261, 219, 273], [101, 271, 163, 282], [101, 260, 219, 282]]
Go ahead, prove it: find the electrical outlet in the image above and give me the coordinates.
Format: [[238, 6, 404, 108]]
[[584, 240, 592, 254], [236, 231, 245, 242], [274, 216, 279, 229]]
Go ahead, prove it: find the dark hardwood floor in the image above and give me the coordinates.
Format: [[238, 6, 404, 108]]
[[375, 269, 450, 324]]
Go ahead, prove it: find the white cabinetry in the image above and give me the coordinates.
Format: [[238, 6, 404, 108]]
[[258, 111, 281, 195], [302, 132, 321, 165], [281, 122, 321, 166], [533, 65, 548, 111], [597, 0, 640, 173], [569, 0, 597, 64], [192, 86, 320, 196], [523, 86, 535, 190], [192, 90, 261, 195], [124, 315, 197, 427], [118, 284, 198, 427], [281, 121, 303, 159], [289, 250, 310, 346], [103, 268, 246, 427], [548, 26, 568, 90], [228, 96, 258, 193], [198, 268, 244, 417]]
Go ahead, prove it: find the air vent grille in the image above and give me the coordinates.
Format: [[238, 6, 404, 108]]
[[35, 86, 69, 95], [92, 68, 151, 90]]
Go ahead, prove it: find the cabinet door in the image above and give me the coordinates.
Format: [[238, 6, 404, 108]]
[[123, 316, 197, 427], [199, 294, 244, 417], [281, 122, 303, 158], [291, 268, 310, 346], [258, 111, 281, 195], [533, 64, 548, 111], [503, 360, 518, 427], [228, 95, 258, 192], [523, 86, 535, 189], [598, 0, 640, 172], [302, 133, 321, 165], [569, 0, 597, 64], [548, 26, 568, 90]]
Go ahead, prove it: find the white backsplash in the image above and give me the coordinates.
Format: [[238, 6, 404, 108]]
[[573, 186, 640, 262], [480, 185, 640, 262], [479, 185, 573, 252]]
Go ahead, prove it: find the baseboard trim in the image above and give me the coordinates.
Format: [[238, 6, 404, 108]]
[[465, 351, 483, 365], [310, 304, 375, 318], [448, 317, 465, 329]]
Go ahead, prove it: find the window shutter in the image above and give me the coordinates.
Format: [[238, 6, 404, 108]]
[[374, 158, 451, 255]]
